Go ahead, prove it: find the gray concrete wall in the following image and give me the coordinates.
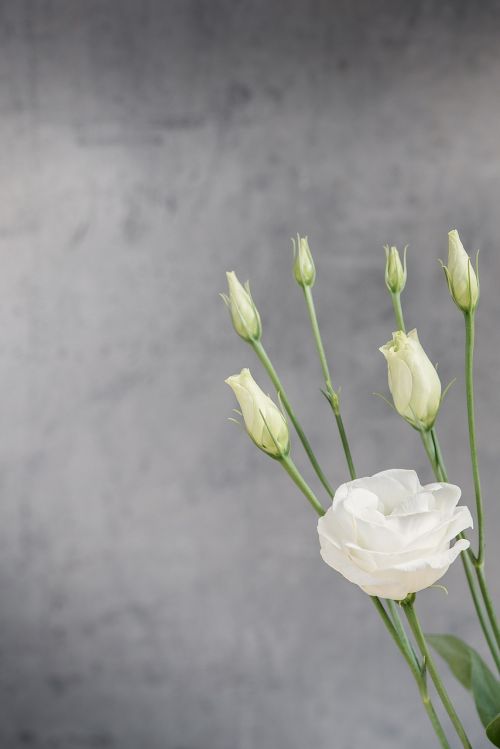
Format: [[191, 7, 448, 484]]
[[1, 1, 500, 746]]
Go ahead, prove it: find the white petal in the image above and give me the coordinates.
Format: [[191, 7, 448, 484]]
[[373, 469, 421, 495], [388, 356, 413, 415], [423, 482, 462, 513]]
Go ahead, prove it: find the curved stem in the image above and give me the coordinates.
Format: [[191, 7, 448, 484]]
[[391, 292, 406, 333], [252, 340, 334, 498], [404, 602, 472, 749], [302, 286, 356, 479]]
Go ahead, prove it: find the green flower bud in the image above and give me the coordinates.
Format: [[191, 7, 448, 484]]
[[293, 235, 316, 287], [379, 329, 441, 430], [384, 245, 407, 294], [442, 230, 479, 312], [225, 368, 290, 458], [222, 271, 262, 342]]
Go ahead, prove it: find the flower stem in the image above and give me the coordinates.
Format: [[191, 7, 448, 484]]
[[476, 564, 500, 655], [421, 427, 500, 671], [280, 455, 326, 516], [302, 286, 356, 480], [464, 310, 485, 565], [252, 339, 334, 498], [404, 600, 472, 749], [391, 291, 406, 333], [280, 456, 451, 748], [463, 310, 500, 654], [374, 598, 451, 749]]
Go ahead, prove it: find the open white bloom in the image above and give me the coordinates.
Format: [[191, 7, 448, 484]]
[[380, 329, 441, 429], [318, 469, 472, 600], [222, 271, 262, 342], [444, 229, 479, 312], [225, 368, 290, 458]]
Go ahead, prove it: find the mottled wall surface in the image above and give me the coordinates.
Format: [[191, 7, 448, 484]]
[[1, 1, 500, 747]]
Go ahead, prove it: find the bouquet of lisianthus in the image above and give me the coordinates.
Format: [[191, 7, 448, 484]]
[[221, 231, 500, 748]]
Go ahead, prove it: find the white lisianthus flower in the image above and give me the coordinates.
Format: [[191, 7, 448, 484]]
[[443, 229, 479, 312], [380, 329, 441, 430], [225, 368, 290, 458], [318, 469, 472, 600]]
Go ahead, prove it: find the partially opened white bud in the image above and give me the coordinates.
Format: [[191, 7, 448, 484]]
[[384, 245, 407, 294], [293, 235, 316, 287], [443, 230, 479, 312], [379, 329, 441, 430], [225, 368, 290, 458], [222, 271, 262, 341]]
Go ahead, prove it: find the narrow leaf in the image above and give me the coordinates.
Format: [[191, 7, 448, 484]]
[[486, 714, 500, 747], [427, 634, 472, 690], [471, 652, 500, 728]]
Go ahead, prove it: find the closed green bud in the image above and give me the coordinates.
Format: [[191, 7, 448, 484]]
[[222, 271, 262, 342], [384, 245, 407, 294], [442, 230, 479, 312], [293, 235, 316, 287]]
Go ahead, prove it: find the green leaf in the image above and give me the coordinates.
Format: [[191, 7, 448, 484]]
[[427, 634, 472, 690], [486, 714, 500, 747], [471, 652, 500, 728], [428, 633, 500, 744]]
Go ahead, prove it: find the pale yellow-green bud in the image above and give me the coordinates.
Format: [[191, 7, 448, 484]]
[[225, 368, 290, 458], [379, 329, 441, 430], [293, 235, 316, 287], [384, 245, 407, 294], [442, 230, 479, 312], [222, 271, 262, 342]]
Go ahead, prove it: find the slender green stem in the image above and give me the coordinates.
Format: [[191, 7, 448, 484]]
[[464, 311, 485, 565], [302, 286, 356, 480], [387, 600, 419, 670], [464, 554, 500, 671], [334, 410, 356, 480], [404, 602, 472, 749], [422, 428, 500, 671], [252, 339, 334, 498], [281, 454, 451, 748], [476, 565, 500, 653], [280, 456, 326, 516], [430, 428, 447, 481], [374, 598, 451, 749], [420, 429, 443, 481], [302, 286, 333, 388], [391, 292, 406, 332], [461, 311, 500, 654]]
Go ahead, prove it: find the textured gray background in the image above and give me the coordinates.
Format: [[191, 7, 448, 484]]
[[1, 1, 500, 747]]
